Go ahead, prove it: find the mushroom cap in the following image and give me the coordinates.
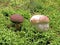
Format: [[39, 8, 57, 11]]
[[30, 15, 49, 24], [10, 14, 24, 23]]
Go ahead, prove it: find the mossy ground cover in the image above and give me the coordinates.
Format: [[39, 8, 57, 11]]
[[0, 0, 60, 45]]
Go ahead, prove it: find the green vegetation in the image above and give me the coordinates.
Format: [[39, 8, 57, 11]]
[[0, 0, 60, 45]]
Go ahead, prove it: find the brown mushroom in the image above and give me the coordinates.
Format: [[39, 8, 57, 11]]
[[30, 15, 49, 31], [10, 14, 24, 31]]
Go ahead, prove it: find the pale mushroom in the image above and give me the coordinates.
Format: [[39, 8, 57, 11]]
[[30, 15, 49, 31]]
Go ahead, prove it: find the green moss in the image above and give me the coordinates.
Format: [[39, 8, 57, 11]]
[[0, 0, 60, 45]]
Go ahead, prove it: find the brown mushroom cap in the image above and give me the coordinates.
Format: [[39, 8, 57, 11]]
[[30, 15, 49, 24], [10, 14, 24, 23]]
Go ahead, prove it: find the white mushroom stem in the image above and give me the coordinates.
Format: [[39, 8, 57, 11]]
[[35, 23, 49, 31]]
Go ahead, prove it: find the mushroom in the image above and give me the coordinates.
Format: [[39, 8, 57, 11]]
[[30, 15, 49, 31], [10, 14, 24, 31]]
